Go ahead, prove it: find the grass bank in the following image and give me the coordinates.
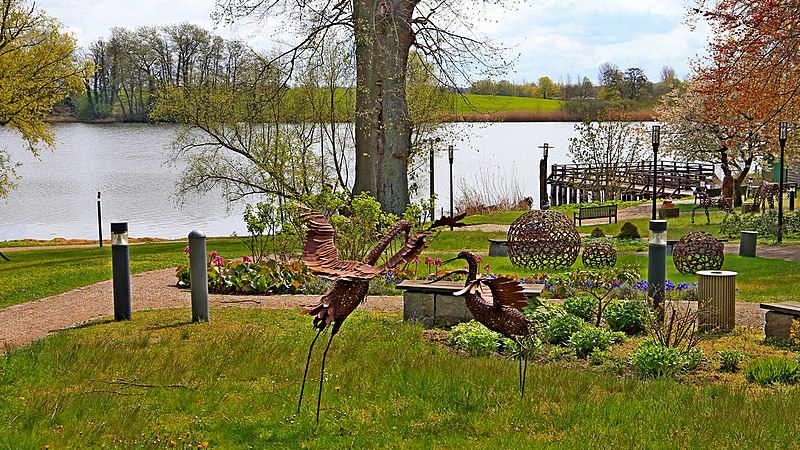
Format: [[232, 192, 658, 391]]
[[0, 239, 249, 309], [1, 308, 798, 448]]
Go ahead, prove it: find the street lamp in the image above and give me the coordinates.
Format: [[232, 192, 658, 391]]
[[111, 222, 131, 321], [448, 144, 454, 230], [651, 125, 661, 220], [648, 219, 667, 319], [538, 143, 551, 210], [425, 137, 441, 221], [778, 121, 789, 243]]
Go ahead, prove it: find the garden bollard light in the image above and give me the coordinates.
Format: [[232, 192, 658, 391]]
[[648, 220, 667, 320], [111, 222, 131, 321], [790, 187, 796, 212], [189, 230, 209, 322]]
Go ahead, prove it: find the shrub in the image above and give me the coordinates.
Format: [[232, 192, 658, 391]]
[[546, 313, 586, 345], [563, 295, 598, 322], [587, 348, 610, 366], [745, 357, 800, 386], [547, 345, 578, 362], [718, 349, 748, 373], [176, 252, 315, 295], [616, 222, 641, 239], [522, 302, 565, 332], [630, 340, 705, 378], [569, 326, 624, 358], [604, 299, 647, 334], [590, 227, 606, 238], [449, 321, 514, 356]]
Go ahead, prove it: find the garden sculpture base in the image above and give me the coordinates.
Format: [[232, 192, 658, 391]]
[[397, 280, 543, 326], [760, 302, 800, 339], [488, 238, 509, 257]]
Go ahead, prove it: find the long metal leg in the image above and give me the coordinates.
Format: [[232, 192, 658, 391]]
[[297, 329, 323, 414], [316, 331, 337, 424]]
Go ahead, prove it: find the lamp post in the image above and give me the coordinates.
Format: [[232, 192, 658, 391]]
[[538, 143, 551, 210], [778, 121, 789, 243], [97, 192, 103, 247], [648, 219, 668, 319], [111, 222, 131, 321], [189, 230, 209, 322], [425, 137, 441, 220], [448, 144, 454, 230], [651, 125, 661, 220]]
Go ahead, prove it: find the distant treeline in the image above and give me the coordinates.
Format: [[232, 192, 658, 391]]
[[467, 64, 682, 119]]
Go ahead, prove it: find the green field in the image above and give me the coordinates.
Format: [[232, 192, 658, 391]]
[[453, 94, 563, 114]]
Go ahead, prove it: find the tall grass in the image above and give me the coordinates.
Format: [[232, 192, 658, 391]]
[[1, 308, 799, 448]]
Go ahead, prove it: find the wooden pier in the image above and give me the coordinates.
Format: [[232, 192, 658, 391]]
[[546, 160, 715, 205]]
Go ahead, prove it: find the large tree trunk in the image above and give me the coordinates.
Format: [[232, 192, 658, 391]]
[[352, 0, 416, 215]]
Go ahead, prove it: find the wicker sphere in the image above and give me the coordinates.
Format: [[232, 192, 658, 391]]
[[673, 231, 724, 274], [507, 210, 580, 269], [582, 241, 617, 268]]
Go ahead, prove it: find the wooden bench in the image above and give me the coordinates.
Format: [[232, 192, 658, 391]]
[[487, 238, 508, 256], [396, 280, 544, 326], [760, 302, 800, 339], [573, 204, 617, 226]]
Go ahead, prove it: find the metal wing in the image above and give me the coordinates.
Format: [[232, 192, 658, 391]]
[[299, 211, 383, 281], [375, 213, 467, 272], [480, 277, 528, 311]]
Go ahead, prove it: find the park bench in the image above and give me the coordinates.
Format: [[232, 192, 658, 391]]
[[573, 204, 617, 226], [760, 302, 800, 339], [397, 280, 544, 326]]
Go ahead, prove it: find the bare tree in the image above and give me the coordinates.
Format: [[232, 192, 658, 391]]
[[213, 0, 509, 214]]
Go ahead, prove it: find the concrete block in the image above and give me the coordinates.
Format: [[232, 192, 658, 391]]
[[764, 311, 796, 340]]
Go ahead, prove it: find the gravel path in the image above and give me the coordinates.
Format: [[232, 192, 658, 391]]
[[0, 268, 401, 355]]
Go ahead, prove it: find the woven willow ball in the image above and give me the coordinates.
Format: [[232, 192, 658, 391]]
[[507, 210, 580, 269], [581, 241, 617, 269], [673, 231, 724, 274]]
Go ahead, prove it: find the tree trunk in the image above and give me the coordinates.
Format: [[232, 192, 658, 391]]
[[352, 0, 416, 215]]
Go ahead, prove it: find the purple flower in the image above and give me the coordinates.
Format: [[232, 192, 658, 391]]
[[476, 255, 483, 263], [483, 263, 492, 272], [413, 256, 420, 263]]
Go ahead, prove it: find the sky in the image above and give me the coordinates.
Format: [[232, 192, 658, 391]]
[[36, 0, 711, 86]]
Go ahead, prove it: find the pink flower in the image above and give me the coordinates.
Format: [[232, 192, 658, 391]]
[[209, 250, 218, 259], [464, 264, 469, 269], [476, 255, 483, 263], [413, 256, 420, 264], [184, 245, 190, 254], [434, 258, 442, 266], [425, 256, 433, 265], [212, 255, 225, 266], [242, 255, 252, 263], [483, 263, 492, 272]]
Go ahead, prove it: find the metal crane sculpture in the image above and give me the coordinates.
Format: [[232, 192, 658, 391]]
[[297, 210, 464, 422], [440, 251, 536, 398]]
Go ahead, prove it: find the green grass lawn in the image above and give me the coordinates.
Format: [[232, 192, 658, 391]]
[[453, 94, 563, 114], [0, 239, 249, 309], [1, 308, 798, 448]]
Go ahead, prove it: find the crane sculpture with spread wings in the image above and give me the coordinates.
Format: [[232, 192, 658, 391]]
[[439, 251, 536, 398], [297, 210, 464, 422]]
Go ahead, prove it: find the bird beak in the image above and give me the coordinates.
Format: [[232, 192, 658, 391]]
[[441, 256, 459, 265]]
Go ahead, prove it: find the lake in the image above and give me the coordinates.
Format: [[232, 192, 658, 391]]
[[0, 122, 579, 240]]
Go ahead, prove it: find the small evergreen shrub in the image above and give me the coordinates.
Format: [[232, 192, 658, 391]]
[[569, 326, 624, 358], [449, 321, 514, 356], [604, 299, 647, 334], [546, 314, 586, 345], [718, 349, 748, 373], [563, 295, 598, 322], [616, 222, 641, 239], [590, 227, 606, 238], [745, 357, 800, 386]]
